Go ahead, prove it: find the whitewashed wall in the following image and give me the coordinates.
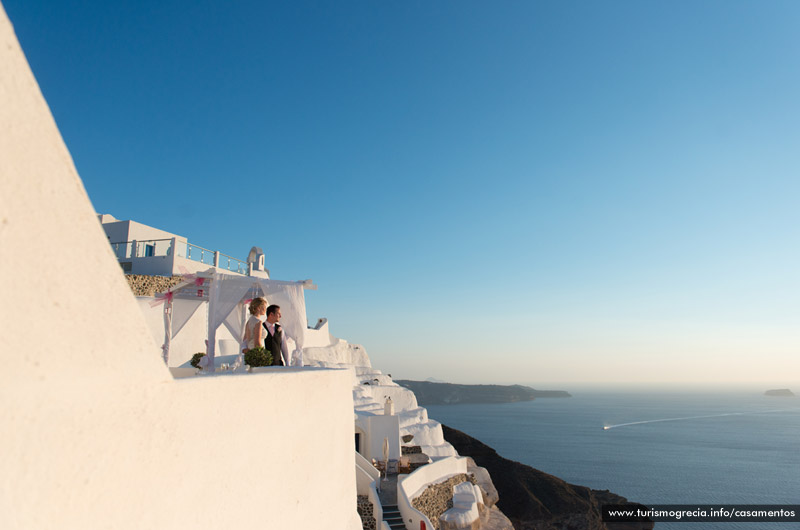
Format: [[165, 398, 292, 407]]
[[305, 340, 373, 368], [354, 414, 402, 462], [101, 218, 186, 244], [0, 6, 360, 529], [358, 384, 420, 412], [304, 318, 334, 348]]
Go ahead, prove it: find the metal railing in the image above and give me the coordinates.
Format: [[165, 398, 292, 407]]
[[110, 241, 133, 259], [110, 239, 173, 259], [218, 252, 249, 275], [110, 239, 248, 275], [185, 242, 215, 265]]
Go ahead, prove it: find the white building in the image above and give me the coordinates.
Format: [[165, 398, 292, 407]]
[[98, 213, 269, 277]]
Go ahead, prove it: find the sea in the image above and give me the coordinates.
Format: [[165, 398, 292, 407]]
[[425, 390, 800, 530]]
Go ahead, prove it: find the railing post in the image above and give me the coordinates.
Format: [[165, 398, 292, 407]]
[[169, 237, 176, 256], [213, 251, 220, 268], [131, 240, 138, 258]]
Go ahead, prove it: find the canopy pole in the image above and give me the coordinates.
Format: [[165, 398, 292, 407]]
[[206, 272, 218, 371], [161, 299, 172, 365]]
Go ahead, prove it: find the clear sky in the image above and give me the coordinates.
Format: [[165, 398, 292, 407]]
[[6, 1, 799, 387]]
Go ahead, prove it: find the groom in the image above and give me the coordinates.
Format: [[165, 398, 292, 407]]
[[263, 304, 289, 366]]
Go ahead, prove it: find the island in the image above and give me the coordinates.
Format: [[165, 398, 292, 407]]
[[395, 379, 571, 405], [765, 388, 795, 397]]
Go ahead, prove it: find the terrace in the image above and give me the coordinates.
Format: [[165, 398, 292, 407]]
[[110, 237, 250, 275]]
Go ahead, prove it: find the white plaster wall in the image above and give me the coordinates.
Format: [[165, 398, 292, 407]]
[[303, 319, 334, 348], [397, 407, 430, 432], [101, 219, 132, 243], [126, 255, 244, 277], [399, 456, 468, 501], [101, 218, 186, 247], [355, 450, 381, 484], [0, 8, 360, 529], [129, 254, 178, 275], [357, 372, 395, 386], [126, 219, 185, 242], [6, 369, 361, 530], [358, 384, 419, 412], [366, 415, 402, 461], [305, 339, 372, 368]]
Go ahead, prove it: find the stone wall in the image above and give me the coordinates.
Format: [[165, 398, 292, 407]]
[[125, 274, 182, 296], [357, 495, 376, 530], [411, 473, 477, 530]]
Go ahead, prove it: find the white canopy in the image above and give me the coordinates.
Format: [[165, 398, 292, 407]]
[[155, 269, 314, 371]]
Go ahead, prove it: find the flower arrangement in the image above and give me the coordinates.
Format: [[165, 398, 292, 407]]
[[244, 346, 273, 367], [190, 352, 206, 369]]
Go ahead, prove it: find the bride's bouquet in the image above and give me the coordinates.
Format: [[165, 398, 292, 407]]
[[243, 346, 273, 368]]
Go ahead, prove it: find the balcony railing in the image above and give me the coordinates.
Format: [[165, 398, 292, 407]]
[[110, 238, 248, 275], [185, 242, 215, 265], [110, 238, 173, 259], [218, 252, 249, 275]]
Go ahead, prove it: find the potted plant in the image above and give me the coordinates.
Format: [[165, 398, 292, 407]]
[[244, 346, 273, 368], [190, 352, 206, 369]]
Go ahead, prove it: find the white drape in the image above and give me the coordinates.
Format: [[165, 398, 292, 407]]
[[157, 298, 204, 365], [172, 299, 204, 337]]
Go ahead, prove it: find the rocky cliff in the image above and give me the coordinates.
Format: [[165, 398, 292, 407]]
[[441, 424, 653, 530]]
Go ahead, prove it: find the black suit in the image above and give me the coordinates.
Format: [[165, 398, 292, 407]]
[[263, 322, 284, 366]]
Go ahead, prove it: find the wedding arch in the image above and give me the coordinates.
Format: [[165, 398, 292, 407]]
[[150, 269, 316, 370]]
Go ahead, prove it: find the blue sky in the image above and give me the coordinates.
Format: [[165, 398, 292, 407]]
[[6, 1, 799, 386]]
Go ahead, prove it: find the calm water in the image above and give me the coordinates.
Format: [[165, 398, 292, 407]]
[[426, 391, 800, 530]]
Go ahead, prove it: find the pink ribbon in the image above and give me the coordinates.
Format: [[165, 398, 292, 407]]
[[178, 266, 205, 286], [149, 290, 174, 307]]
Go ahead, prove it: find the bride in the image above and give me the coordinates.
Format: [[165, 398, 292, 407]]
[[242, 297, 267, 352]]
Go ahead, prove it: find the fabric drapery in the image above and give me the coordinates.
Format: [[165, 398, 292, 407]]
[[171, 299, 204, 338]]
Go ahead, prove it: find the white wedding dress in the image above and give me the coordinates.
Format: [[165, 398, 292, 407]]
[[243, 314, 266, 350]]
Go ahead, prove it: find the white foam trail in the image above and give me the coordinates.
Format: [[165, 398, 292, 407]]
[[603, 409, 796, 430]]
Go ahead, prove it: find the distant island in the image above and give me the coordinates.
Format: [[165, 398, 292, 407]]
[[395, 380, 571, 405], [765, 388, 795, 397]]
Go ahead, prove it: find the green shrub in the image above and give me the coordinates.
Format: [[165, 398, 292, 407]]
[[244, 347, 273, 367], [190, 352, 206, 369]]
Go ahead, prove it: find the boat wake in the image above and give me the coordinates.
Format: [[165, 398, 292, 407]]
[[602, 409, 796, 430]]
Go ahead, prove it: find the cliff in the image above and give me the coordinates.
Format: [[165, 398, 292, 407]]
[[396, 380, 571, 405], [441, 424, 653, 530]]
